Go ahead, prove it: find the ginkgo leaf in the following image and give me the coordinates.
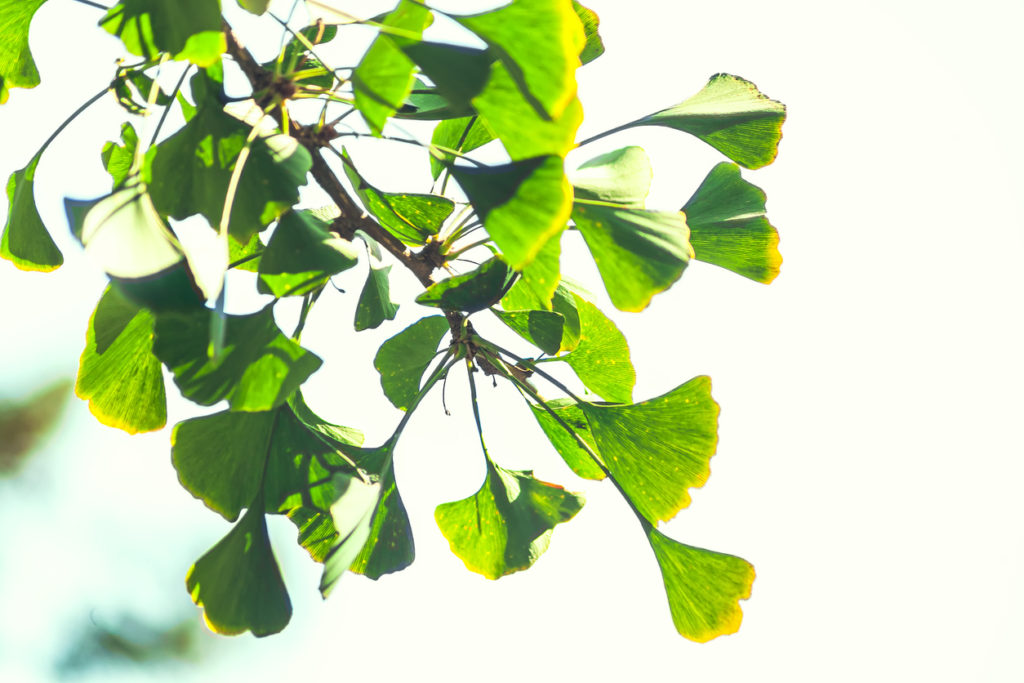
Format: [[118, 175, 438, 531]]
[[100, 0, 226, 67], [682, 162, 781, 283], [236, 0, 269, 15], [647, 528, 755, 642], [402, 42, 492, 119], [76, 286, 166, 434], [579, 376, 719, 523], [529, 398, 604, 480], [228, 233, 262, 272], [452, 156, 572, 270], [502, 280, 580, 352], [374, 315, 450, 411], [627, 74, 785, 169], [454, 0, 584, 121], [352, 0, 432, 134], [493, 309, 564, 356], [570, 146, 651, 207], [100, 122, 138, 189], [429, 116, 495, 180], [1, 151, 62, 271], [153, 304, 322, 412], [435, 460, 584, 579], [415, 257, 514, 313], [354, 233, 399, 331], [349, 471, 415, 579], [559, 293, 634, 403], [186, 502, 292, 637], [0, 0, 48, 104], [499, 228, 563, 312], [572, 1, 604, 65], [319, 471, 384, 596], [572, 203, 692, 312], [257, 210, 359, 297]]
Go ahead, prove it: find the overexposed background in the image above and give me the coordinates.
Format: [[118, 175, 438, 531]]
[[1, 0, 1022, 680]]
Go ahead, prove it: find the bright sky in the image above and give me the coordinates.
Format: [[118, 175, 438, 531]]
[[1, 0, 1023, 681]]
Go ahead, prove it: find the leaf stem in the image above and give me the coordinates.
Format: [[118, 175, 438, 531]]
[[68, 0, 108, 9], [148, 64, 193, 147], [471, 336, 586, 405], [34, 87, 108, 158]]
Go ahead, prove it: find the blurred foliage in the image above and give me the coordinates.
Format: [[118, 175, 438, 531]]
[[0, 379, 71, 476]]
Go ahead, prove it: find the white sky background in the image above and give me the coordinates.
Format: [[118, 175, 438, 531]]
[[1, 0, 1023, 680]]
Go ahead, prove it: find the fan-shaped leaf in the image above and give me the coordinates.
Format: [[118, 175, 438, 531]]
[[415, 257, 514, 313], [570, 146, 651, 207], [374, 315, 450, 411], [0, 0, 48, 103], [529, 399, 604, 480], [354, 234, 399, 331], [1, 151, 62, 271], [492, 309, 564, 356], [349, 471, 415, 579], [430, 116, 495, 180], [100, 0, 225, 67], [572, 1, 604, 65], [257, 210, 359, 297], [559, 294, 634, 402]]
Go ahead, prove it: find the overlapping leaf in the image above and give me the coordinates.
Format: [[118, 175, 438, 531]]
[[558, 293, 634, 402], [257, 210, 359, 297], [402, 42, 492, 119], [570, 146, 651, 207], [0, 0, 48, 104], [572, 1, 604, 65], [492, 309, 564, 356], [100, 122, 138, 189], [415, 257, 514, 313], [153, 304, 322, 411], [579, 376, 718, 523], [77, 286, 166, 434], [374, 315, 450, 411], [354, 233, 399, 331], [435, 460, 584, 579], [349, 470, 415, 579], [429, 116, 495, 180], [625, 74, 785, 169], [682, 162, 781, 283], [529, 398, 604, 480], [1, 151, 62, 271], [100, 0, 225, 67], [648, 529, 755, 642], [502, 281, 580, 352]]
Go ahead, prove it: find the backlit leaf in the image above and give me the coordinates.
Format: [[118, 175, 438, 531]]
[[100, 0, 226, 67], [452, 156, 572, 270], [354, 233, 399, 331], [492, 309, 564, 356], [579, 376, 718, 523], [0, 0, 48, 103], [648, 528, 754, 642], [572, 1, 604, 65], [559, 294, 634, 402], [529, 398, 604, 480], [76, 286, 166, 434], [100, 122, 138, 189], [185, 503, 291, 637], [257, 210, 359, 297], [415, 257, 514, 313], [349, 471, 415, 579], [319, 471, 384, 596], [435, 460, 584, 579], [627, 74, 785, 169], [402, 42, 491, 119], [572, 203, 692, 312], [153, 304, 322, 412], [1, 151, 62, 271], [374, 315, 450, 411], [228, 233, 262, 272], [236, 0, 270, 15], [682, 162, 781, 283], [570, 146, 651, 207], [430, 116, 495, 180], [502, 280, 580, 352]]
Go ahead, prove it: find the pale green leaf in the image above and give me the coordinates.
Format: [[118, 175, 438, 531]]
[[570, 146, 651, 207], [430, 116, 495, 180], [354, 233, 399, 331], [374, 316, 450, 411], [100, 0, 226, 67], [560, 293, 634, 402], [100, 122, 138, 189], [529, 398, 604, 480], [0, 0, 48, 103]]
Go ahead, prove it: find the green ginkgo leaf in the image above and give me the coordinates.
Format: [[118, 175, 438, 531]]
[[502, 280, 580, 352], [454, 0, 584, 121], [257, 210, 359, 297], [153, 304, 322, 412], [647, 528, 755, 642], [529, 398, 604, 480], [572, 203, 692, 312], [1, 151, 62, 271], [429, 116, 495, 180], [354, 235, 399, 331], [228, 233, 262, 272], [374, 315, 450, 411], [627, 73, 786, 170], [100, 0, 226, 67], [402, 42, 492, 120], [0, 0, 48, 104], [682, 162, 781, 283], [100, 122, 138, 189], [559, 293, 634, 403], [349, 470, 415, 579], [185, 502, 292, 637], [76, 286, 166, 434], [319, 470, 384, 596], [499, 228, 563, 313], [570, 146, 651, 207], [492, 309, 564, 356], [236, 0, 270, 15], [435, 459, 584, 579], [579, 376, 718, 524], [452, 156, 572, 270], [415, 257, 514, 313], [352, 0, 432, 134], [572, 1, 604, 65]]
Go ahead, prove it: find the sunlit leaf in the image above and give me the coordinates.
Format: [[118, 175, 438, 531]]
[[185, 503, 291, 637], [454, 0, 584, 120], [354, 233, 399, 331], [415, 257, 514, 313], [580, 376, 718, 523], [572, 1, 604, 65], [236, 0, 270, 16], [257, 210, 359, 297], [228, 233, 262, 272], [682, 162, 781, 283], [429, 116, 495, 180], [100, 0, 226, 67], [403, 41, 492, 120], [319, 471, 384, 596], [435, 460, 584, 579], [350, 471, 415, 579], [343, 150, 454, 246], [492, 309, 563, 356], [153, 304, 322, 412], [270, 23, 337, 88], [100, 122, 138, 189], [394, 77, 462, 120], [1, 151, 62, 271], [0, 0, 48, 103], [559, 293, 633, 402], [352, 0, 432, 134], [502, 280, 580, 352], [452, 156, 572, 270], [570, 146, 651, 207], [76, 286, 166, 434], [626, 74, 785, 169], [529, 398, 604, 480], [648, 528, 754, 642], [374, 315, 450, 411], [146, 70, 312, 243], [572, 203, 692, 312]]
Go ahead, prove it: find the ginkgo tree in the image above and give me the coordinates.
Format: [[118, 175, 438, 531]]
[[0, 0, 786, 642]]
